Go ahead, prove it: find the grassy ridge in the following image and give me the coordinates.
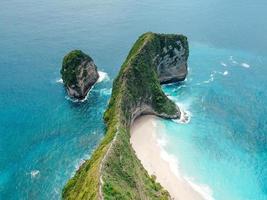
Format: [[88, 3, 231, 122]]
[[63, 32, 188, 200]]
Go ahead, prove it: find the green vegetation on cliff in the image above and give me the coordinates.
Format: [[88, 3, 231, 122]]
[[62, 32, 188, 200], [60, 50, 93, 86]]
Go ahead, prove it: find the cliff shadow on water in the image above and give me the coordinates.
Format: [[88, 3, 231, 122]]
[[62, 32, 189, 200]]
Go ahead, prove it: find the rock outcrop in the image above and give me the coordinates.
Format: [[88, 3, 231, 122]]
[[154, 37, 189, 84], [60, 50, 99, 100], [63, 33, 189, 200]]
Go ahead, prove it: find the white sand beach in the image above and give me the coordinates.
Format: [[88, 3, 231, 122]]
[[130, 115, 204, 200]]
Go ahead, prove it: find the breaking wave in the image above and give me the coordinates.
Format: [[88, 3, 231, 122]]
[[97, 71, 110, 83], [56, 78, 63, 84], [240, 63, 250, 68], [196, 70, 229, 86], [30, 170, 40, 178], [220, 62, 227, 67], [171, 101, 192, 124], [229, 56, 238, 65], [156, 125, 215, 200]]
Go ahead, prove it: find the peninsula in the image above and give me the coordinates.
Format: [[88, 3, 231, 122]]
[[63, 32, 189, 199]]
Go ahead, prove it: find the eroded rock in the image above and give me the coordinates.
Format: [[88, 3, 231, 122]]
[[60, 50, 99, 100], [153, 36, 189, 84]]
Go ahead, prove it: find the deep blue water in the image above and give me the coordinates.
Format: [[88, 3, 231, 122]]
[[0, 0, 267, 199]]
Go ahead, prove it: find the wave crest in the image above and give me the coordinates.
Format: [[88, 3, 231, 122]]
[[30, 170, 40, 178], [156, 127, 214, 200], [56, 78, 63, 84], [241, 63, 250, 68], [97, 71, 110, 83]]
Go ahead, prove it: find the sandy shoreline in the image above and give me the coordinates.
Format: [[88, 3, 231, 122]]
[[130, 115, 204, 200]]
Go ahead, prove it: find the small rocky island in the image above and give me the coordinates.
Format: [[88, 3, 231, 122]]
[[60, 50, 99, 99], [63, 32, 189, 200]]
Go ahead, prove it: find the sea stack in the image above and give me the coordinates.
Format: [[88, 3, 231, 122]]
[[60, 50, 99, 100]]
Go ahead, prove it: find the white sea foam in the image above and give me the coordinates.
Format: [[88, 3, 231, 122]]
[[217, 70, 229, 76], [76, 159, 86, 170], [223, 70, 228, 76], [156, 128, 214, 200], [229, 56, 251, 69], [71, 153, 92, 177], [185, 177, 215, 200], [220, 62, 227, 67], [69, 148, 96, 178], [97, 71, 110, 83], [65, 96, 79, 103], [167, 95, 176, 101], [159, 147, 181, 179], [71, 160, 85, 177], [64, 71, 109, 103], [232, 60, 238, 64], [196, 70, 229, 86], [198, 72, 215, 85], [229, 56, 238, 65], [56, 78, 63, 84], [173, 109, 191, 124], [155, 131, 181, 179], [99, 88, 112, 96], [157, 131, 168, 147], [65, 84, 96, 103], [30, 170, 40, 178], [203, 77, 214, 84], [177, 85, 188, 90], [240, 62, 250, 68], [171, 102, 192, 124], [57, 71, 109, 85]]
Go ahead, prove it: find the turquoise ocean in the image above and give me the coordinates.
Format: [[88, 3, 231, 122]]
[[0, 0, 267, 199]]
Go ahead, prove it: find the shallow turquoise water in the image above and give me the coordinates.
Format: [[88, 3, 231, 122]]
[[0, 0, 267, 199], [161, 44, 267, 200]]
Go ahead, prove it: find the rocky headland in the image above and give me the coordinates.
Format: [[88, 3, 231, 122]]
[[62, 32, 189, 200]]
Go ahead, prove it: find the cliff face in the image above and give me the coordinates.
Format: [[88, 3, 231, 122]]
[[61, 50, 99, 99], [63, 33, 189, 200], [154, 38, 188, 84]]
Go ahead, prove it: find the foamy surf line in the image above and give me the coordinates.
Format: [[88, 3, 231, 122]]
[[170, 102, 192, 124], [196, 70, 229, 86], [229, 56, 251, 68], [28, 170, 40, 179], [158, 140, 214, 200], [56, 78, 63, 84], [63, 71, 110, 103], [56, 71, 109, 85], [156, 119, 215, 200], [65, 84, 95, 103], [97, 71, 110, 83], [185, 177, 215, 200], [240, 62, 250, 68], [131, 115, 214, 200]]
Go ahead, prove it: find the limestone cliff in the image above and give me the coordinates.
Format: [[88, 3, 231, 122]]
[[154, 37, 188, 84], [62, 32, 189, 200], [60, 50, 99, 99]]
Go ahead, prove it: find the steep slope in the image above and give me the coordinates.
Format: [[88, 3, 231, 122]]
[[61, 50, 99, 99], [62, 32, 189, 200]]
